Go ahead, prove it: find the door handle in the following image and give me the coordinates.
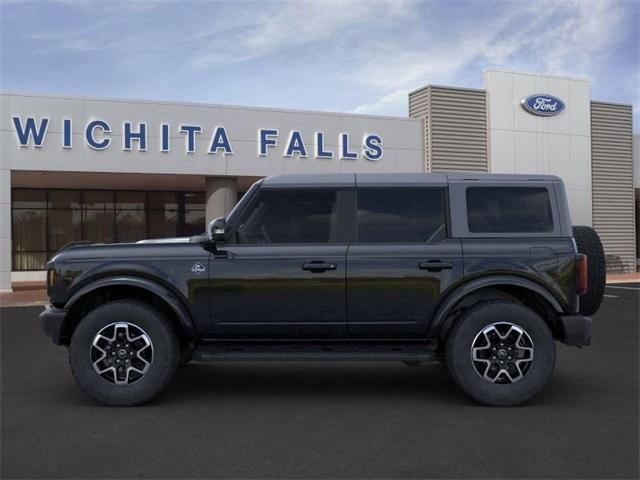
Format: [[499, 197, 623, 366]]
[[418, 261, 453, 272], [302, 262, 337, 273]]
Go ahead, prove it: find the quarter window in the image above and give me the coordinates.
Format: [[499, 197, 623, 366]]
[[356, 189, 446, 243], [235, 190, 338, 244], [466, 187, 554, 233]]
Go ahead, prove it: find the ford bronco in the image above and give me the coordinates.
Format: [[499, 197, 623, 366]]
[[40, 173, 605, 406]]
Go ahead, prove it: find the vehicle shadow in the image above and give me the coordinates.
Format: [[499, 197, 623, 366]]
[[157, 361, 472, 406]]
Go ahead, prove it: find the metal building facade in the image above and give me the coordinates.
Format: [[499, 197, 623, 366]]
[[409, 85, 488, 172], [590, 101, 636, 269]]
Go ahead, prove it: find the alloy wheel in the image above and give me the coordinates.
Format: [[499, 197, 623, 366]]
[[90, 322, 154, 385]]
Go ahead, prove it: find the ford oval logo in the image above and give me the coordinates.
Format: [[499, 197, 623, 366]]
[[520, 94, 566, 116]]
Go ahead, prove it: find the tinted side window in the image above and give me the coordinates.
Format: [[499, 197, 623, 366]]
[[236, 189, 337, 244], [466, 187, 553, 233], [356, 189, 446, 243]]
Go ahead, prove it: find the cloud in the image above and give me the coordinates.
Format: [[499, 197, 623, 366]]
[[350, 88, 409, 116], [189, 1, 413, 70], [350, 0, 633, 115]]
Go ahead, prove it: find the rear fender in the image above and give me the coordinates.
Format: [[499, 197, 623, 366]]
[[429, 275, 564, 338]]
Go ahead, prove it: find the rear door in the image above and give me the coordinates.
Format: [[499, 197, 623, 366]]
[[346, 187, 463, 339]]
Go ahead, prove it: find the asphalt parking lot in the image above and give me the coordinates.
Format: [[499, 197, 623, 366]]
[[1, 285, 638, 479]]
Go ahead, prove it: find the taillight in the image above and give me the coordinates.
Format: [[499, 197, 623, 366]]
[[577, 254, 588, 295]]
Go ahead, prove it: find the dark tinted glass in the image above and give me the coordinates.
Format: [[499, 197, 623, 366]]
[[184, 210, 205, 236], [116, 210, 147, 242], [83, 209, 115, 243], [356, 189, 446, 243], [237, 190, 337, 244], [148, 210, 177, 238], [116, 191, 145, 210], [83, 191, 115, 209], [11, 188, 205, 270], [184, 192, 205, 208], [466, 187, 553, 233], [12, 209, 46, 251], [13, 189, 46, 209], [48, 209, 82, 251], [48, 190, 81, 209], [148, 192, 178, 210]]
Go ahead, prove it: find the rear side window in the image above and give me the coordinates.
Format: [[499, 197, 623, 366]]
[[356, 189, 446, 243], [235, 189, 337, 244], [466, 187, 553, 233]]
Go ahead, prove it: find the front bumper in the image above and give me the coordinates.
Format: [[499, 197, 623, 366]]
[[39, 305, 68, 345], [558, 314, 592, 346]]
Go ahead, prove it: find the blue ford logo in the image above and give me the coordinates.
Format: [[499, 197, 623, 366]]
[[520, 94, 566, 116]]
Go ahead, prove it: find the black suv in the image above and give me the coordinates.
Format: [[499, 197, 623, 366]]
[[41, 173, 605, 406]]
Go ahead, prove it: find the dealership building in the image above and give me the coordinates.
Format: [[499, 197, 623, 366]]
[[1, 69, 637, 291]]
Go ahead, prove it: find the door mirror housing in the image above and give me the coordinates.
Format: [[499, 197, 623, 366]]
[[208, 217, 227, 242]]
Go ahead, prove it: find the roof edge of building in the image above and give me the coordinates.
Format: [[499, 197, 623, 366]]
[[0, 90, 420, 123]]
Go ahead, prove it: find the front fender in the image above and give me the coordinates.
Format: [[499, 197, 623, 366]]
[[65, 276, 197, 339], [428, 275, 564, 338]]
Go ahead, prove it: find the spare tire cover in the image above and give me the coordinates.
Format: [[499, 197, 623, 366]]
[[572, 225, 606, 316]]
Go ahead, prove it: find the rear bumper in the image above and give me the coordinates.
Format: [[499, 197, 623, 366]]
[[39, 305, 68, 345], [558, 314, 592, 346]]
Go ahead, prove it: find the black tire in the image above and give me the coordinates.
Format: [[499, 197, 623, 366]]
[[69, 300, 179, 406], [572, 225, 606, 316], [445, 301, 555, 406]]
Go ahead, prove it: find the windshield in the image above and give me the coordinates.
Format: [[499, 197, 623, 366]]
[[226, 179, 262, 225]]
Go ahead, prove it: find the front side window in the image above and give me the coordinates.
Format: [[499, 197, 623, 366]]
[[235, 189, 338, 244], [466, 187, 554, 233], [356, 188, 447, 243]]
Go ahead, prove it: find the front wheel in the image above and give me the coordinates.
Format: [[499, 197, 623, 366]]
[[69, 300, 179, 406], [445, 301, 555, 406]]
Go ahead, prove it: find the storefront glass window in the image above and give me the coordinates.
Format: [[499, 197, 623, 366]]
[[12, 190, 47, 269], [11, 189, 207, 270]]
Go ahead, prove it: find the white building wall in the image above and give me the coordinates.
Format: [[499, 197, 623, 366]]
[[484, 70, 593, 226], [1, 93, 425, 178]]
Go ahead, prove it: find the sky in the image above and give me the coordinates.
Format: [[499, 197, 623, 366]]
[[1, 0, 638, 129]]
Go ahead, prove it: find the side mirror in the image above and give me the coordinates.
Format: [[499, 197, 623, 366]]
[[208, 217, 227, 242]]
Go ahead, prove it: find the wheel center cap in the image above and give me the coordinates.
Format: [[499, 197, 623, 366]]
[[117, 349, 128, 358], [497, 349, 507, 359]]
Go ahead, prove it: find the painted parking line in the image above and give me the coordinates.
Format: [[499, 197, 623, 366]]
[[603, 294, 618, 298], [605, 286, 640, 291]]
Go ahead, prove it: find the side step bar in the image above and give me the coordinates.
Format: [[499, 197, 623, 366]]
[[193, 342, 438, 362]]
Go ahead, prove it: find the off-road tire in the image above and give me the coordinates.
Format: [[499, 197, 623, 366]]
[[69, 300, 179, 406], [572, 225, 606, 316], [445, 301, 555, 406]]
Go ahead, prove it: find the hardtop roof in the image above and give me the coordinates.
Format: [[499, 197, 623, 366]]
[[261, 172, 561, 188]]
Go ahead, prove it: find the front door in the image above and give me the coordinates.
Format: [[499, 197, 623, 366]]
[[347, 188, 464, 338], [208, 188, 348, 339]]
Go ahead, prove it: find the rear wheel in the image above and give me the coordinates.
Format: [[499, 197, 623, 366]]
[[572, 225, 606, 316], [445, 301, 555, 406], [69, 300, 179, 406]]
